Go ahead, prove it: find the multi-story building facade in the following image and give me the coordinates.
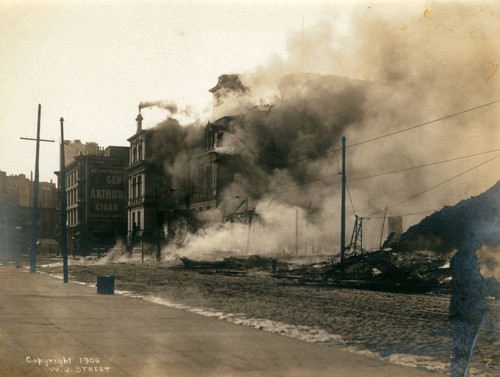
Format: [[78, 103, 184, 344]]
[[125, 76, 257, 247], [191, 116, 232, 211], [59, 146, 129, 255], [126, 112, 169, 247]]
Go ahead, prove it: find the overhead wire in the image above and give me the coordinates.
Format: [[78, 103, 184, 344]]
[[348, 147, 500, 183], [369, 209, 441, 219], [230, 99, 500, 181], [172, 147, 500, 200], [365, 154, 500, 217], [348, 99, 500, 149]]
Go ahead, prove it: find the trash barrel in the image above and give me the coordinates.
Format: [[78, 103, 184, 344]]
[[97, 275, 115, 295]]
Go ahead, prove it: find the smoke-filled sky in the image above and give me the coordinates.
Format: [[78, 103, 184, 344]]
[[1, 0, 499, 249]]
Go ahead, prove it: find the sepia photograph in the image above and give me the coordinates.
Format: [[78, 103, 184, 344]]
[[0, 1, 499, 376]]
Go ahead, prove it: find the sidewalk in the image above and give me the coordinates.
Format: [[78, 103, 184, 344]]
[[0, 265, 443, 377]]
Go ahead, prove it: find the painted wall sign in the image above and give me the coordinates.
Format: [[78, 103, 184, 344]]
[[88, 166, 125, 222]]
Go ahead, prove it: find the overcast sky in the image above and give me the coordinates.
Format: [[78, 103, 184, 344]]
[[1, 0, 345, 182], [1, 0, 499, 244]]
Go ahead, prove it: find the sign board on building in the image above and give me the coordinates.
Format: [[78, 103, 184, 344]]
[[88, 160, 125, 223]]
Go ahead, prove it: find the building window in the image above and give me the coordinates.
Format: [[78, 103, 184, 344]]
[[137, 211, 141, 230], [132, 177, 136, 199], [132, 212, 136, 228], [137, 174, 142, 198], [132, 146, 137, 163], [207, 130, 212, 149], [138, 142, 142, 161]]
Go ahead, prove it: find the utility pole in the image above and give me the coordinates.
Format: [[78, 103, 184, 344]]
[[175, 122, 190, 233], [244, 199, 254, 254], [155, 188, 161, 262], [60, 117, 68, 283], [340, 136, 346, 279], [379, 206, 388, 250], [295, 207, 299, 255], [1, 181, 8, 265], [21, 105, 55, 273]]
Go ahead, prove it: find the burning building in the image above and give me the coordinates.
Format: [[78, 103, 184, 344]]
[[126, 112, 170, 248], [129, 72, 369, 254], [209, 74, 249, 119]]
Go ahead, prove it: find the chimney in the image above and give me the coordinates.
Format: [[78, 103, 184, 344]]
[[136, 108, 143, 133]]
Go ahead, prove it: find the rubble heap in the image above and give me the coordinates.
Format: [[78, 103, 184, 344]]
[[395, 180, 500, 254]]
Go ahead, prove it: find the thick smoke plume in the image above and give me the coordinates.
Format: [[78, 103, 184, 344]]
[[145, 2, 500, 257], [139, 100, 178, 114]]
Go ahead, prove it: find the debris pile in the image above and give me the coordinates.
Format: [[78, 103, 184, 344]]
[[177, 181, 499, 293], [395, 180, 500, 254]]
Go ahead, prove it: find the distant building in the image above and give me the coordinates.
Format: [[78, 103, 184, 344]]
[[56, 146, 129, 255], [0, 171, 58, 255], [64, 140, 99, 166]]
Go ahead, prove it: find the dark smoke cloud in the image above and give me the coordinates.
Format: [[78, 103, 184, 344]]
[[215, 74, 369, 212], [151, 2, 500, 252], [211, 2, 500, 249]]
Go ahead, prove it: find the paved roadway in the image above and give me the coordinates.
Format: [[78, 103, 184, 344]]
[[0, 265, 443, 377]]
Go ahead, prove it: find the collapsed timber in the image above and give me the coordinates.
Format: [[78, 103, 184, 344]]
[[177, 250, 455, 294]]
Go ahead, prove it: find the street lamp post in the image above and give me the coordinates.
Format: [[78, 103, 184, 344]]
[[15, 226, 21, 268]]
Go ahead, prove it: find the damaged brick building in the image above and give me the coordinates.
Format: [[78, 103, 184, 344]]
[[126, 75, 257, 249]]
